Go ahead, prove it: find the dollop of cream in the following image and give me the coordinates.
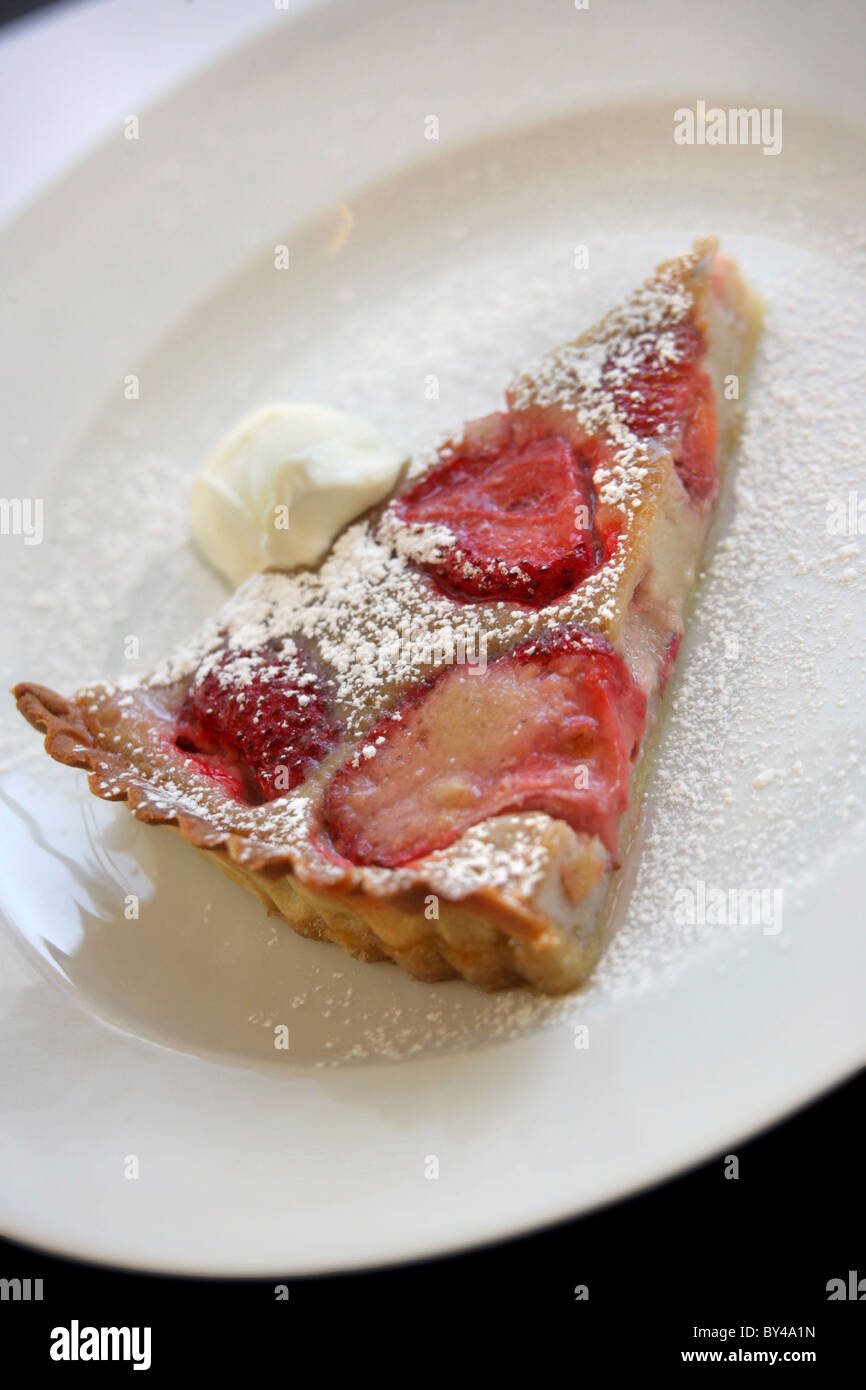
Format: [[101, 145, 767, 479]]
[[191, 403, 405, 586]]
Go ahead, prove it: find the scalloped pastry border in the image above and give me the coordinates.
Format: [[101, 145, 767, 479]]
[[13, 682, 605, 993]]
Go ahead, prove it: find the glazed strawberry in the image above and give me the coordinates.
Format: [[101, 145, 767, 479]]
[[175, 747, 252, 802], [323, 628, 646, 868], [675, 373, 718, 501], [392, 412, 601, 606], [658, 632, 683, 692], [175, 646, 338, 802], [604, 318, 718, 501]]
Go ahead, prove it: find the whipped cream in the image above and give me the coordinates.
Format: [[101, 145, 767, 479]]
[[190, 403, 405, 586]]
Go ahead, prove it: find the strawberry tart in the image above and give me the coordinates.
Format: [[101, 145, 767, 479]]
[[15, 239, 762, 994]]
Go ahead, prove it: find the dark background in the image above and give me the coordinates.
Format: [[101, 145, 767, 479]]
[[1, 0, 862, 1372], [2, 0, 56, 26]]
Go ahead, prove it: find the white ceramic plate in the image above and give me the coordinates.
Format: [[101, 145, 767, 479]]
[[1, 0, 865, 1275]]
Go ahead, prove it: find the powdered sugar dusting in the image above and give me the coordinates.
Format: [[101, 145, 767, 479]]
[[510, 246, 694, 512], [423, 811, 552, 898], [377, 508, 455, 564], [3, 104, 866, 1066], [145, 247, 705, 748]]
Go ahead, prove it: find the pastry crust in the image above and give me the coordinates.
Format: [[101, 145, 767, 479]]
[[14, 680, 612, 992], [14, 240, 762, 994]]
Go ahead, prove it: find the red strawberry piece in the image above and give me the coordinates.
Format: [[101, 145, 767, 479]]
[[658, 632, 683, 693], [175, 646, 338, 802], [323, 628, 646, 868], [675, 373, 718, 502], [603, 318, 718, 502], [175, 748, 253, 803], [392, 411, 601, 606]]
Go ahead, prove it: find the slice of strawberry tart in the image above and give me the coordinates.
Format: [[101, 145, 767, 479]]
[[15, 239, 762, 993]]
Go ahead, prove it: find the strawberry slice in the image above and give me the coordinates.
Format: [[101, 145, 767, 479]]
[[323, 629, 646, 868], [392, 412, 601, 606], [676, 373, 718, 501], [603, 318, 718, 501], [175, 646, 338, 802]]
